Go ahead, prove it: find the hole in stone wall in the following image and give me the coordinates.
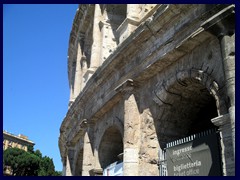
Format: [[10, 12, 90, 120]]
[[158, 79, 218, 148], [105, 4, 127, 45], [187, 95, 217, 135], [75, 149, 84, 176], [98, 126, 123, 169]]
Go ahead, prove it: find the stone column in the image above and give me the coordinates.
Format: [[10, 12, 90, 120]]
[[69, 60, 77, 108], [69, 84, 74, 108], [93, 148, 102, 171], [90, 120, 104, 175], [220, 34, 235, 158], [100, 21, 116, 63], [79, 4, 102, 86], [202, 4, 235, 172], [115, 79, 140, 176], [65, 155, 73, 176], [73, 42, 82, 99], [89, 4, 102, 71], [82, 132, 95, 176], [211, 114, 234, 176]]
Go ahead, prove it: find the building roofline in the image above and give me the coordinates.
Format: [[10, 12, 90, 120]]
[[3, 130, 35, 145]]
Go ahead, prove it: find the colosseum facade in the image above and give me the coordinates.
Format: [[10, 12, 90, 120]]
[[59, 4, 235, 176]]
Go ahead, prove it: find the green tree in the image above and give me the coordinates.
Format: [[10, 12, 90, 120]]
[[4, 147, 61, 176], [38, 156, 55, 176], [3, 148, 40, 176], [27, 145, 34, 153], [54, 171, 62, 176], [34, 149, 42, 158]]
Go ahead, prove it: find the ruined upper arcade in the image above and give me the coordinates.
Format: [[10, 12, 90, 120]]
[[59, 4, 235, 176]]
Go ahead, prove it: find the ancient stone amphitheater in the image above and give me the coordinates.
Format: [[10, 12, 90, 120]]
[[59, 4, 235, 176]]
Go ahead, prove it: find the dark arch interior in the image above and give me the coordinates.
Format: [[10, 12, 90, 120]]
[[105, 4, 127, 25], [75, 149, 83, 176], [105, 4, 127, 45], [158, 78, 218, 148], [98, 126, 123, 169], [187, 96, 217, 135]]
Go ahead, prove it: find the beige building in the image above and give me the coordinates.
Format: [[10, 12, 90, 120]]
[[59, 4, 235, 176], [3, 130, 35, 152]]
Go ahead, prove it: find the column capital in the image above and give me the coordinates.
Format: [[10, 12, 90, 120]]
[[211, 113, 230, 127], [115, 79, 138, 98]]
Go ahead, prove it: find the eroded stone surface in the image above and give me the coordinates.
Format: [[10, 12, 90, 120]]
[[59, 4, 235, 176]]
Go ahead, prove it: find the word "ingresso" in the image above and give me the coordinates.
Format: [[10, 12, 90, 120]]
[[172, 146, 192, 156]]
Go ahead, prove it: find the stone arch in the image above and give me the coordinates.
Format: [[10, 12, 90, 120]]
[[98, 125, 123, 169], [104, 4, 127, 44], [74, 148, 84, 176], [95, 116, 124, 149], [153, 68, 227, 147], [72, 138, 84, 176]]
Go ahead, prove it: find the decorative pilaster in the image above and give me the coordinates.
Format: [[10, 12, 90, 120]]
[[89, 4, 102, 71], [220, 35, 235, 158], [115, 79, 140, 176], [90, 121, 103, 176], [211, 114, 234, 176], [202, 5, 235, 172], [73, 42, 83, 99], [82, 131, 95, 176], [65, 154, 73, 176]]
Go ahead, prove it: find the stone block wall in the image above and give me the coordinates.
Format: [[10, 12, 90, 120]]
[[59, 4, 235, 176]]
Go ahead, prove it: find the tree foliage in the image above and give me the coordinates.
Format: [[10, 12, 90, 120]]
[[3, 147, 61, 176], [27, 145, 34, 153], [34, 149, 42, 158], [3, 148, 40, 176], [54, 171, 62, 176], [38, 156, 55, 176]]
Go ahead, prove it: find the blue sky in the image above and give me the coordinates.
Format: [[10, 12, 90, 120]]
[[3, 4, 78, 171]]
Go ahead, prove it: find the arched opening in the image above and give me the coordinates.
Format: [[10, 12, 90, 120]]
[[98, 126, 123, 169], [106, 4, 127, 27], [105, 4, 127, 45], [157, 77, 218, 147], [154, 71, 224, 176], [74, 149, 83, 176]]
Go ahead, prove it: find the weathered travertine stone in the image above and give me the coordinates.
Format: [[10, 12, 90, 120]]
[[212, 114, 234, 176], [82, 132, 94, 176], [65, 154, 73, 176], [115, 79, 141, 176], [59, 4, 235, 176]]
